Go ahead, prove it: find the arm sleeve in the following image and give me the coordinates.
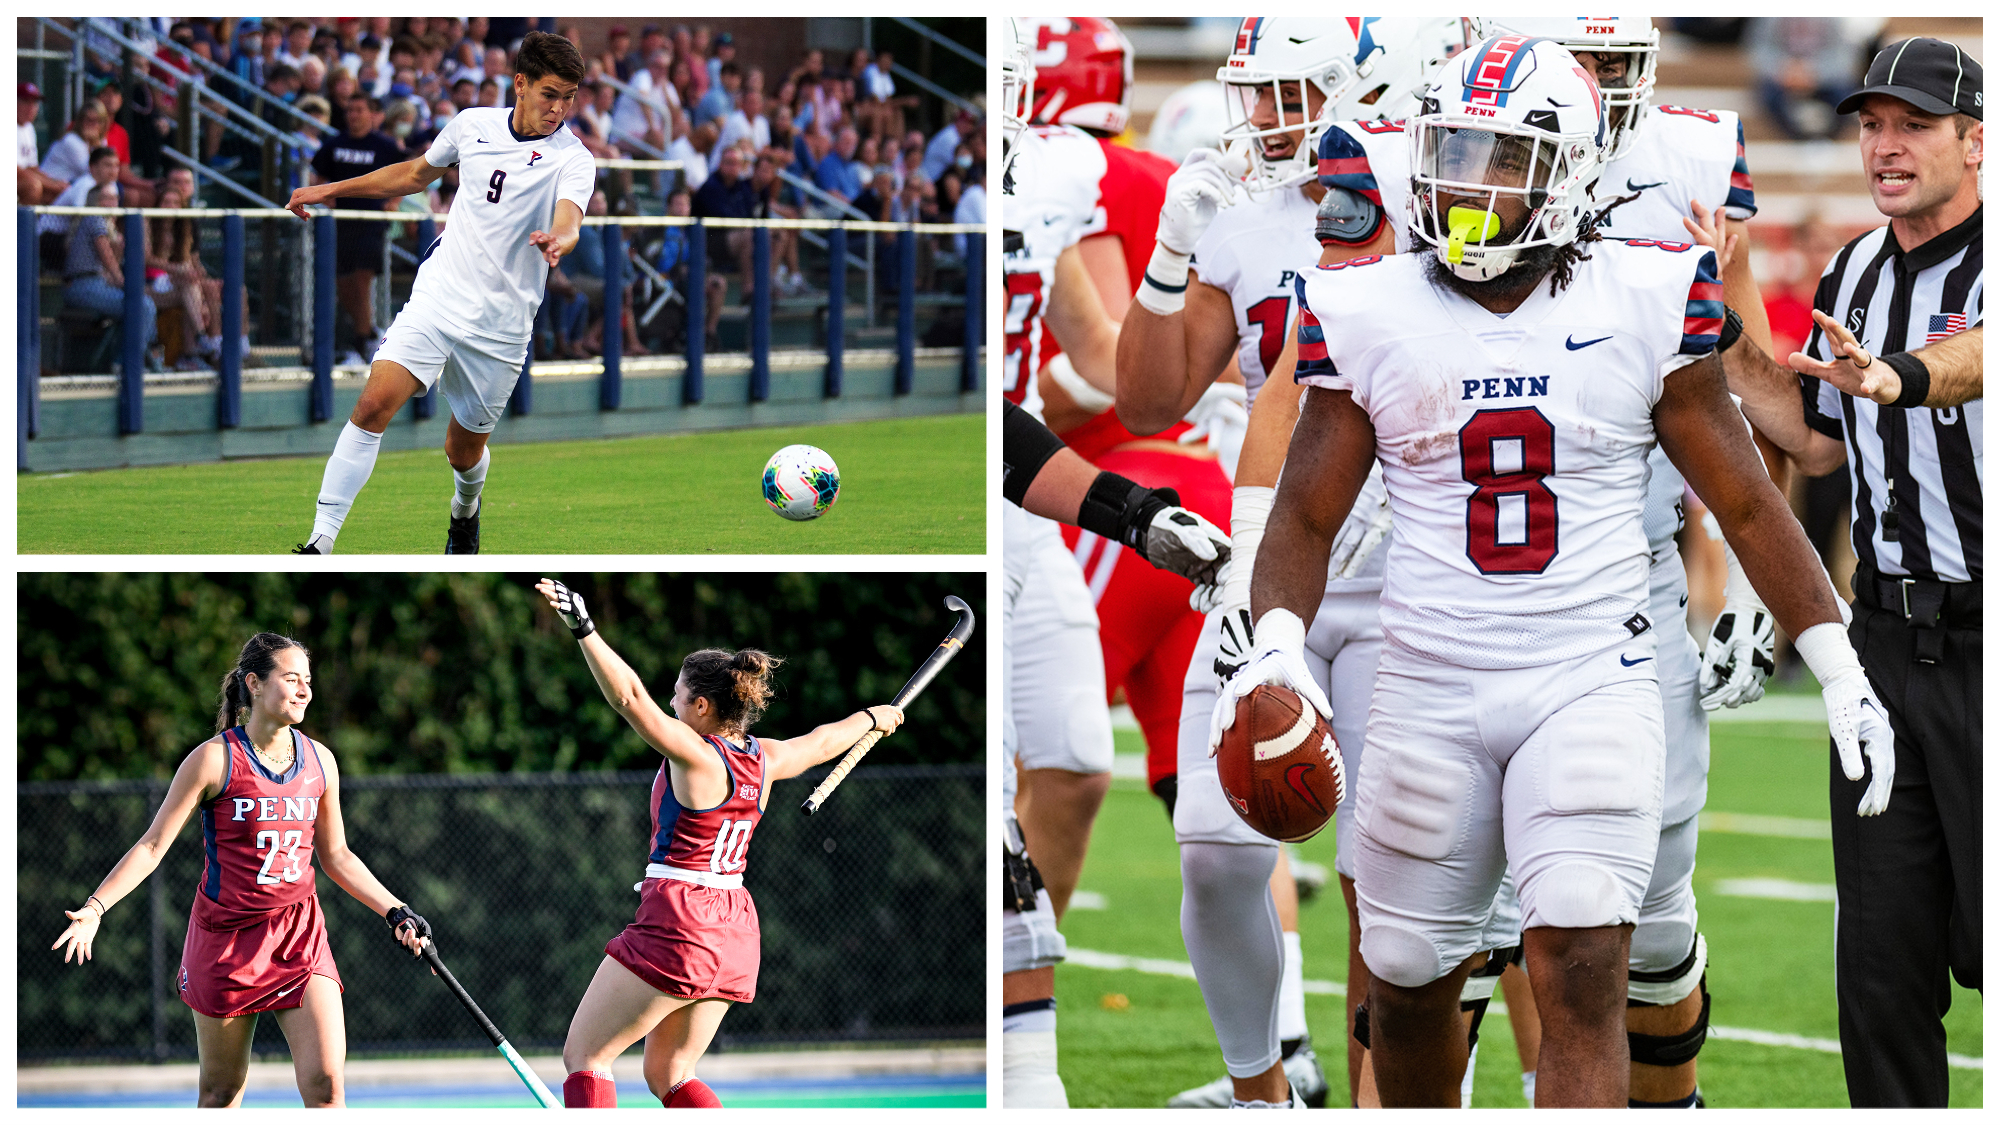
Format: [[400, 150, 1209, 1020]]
[[423, 112, 462, 170], [558, 147, 596, 213], [1001, 398, 1068, 508]]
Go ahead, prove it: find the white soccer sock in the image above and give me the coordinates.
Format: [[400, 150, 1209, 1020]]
[[312, 421, 384, 547], [1278, 930, 1309, 1043], [452, 446, 490, 519], [1002, 1029, 1069, 1108]]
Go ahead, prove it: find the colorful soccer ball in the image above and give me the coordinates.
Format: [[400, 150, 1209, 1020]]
[[762, 445, 841, 521]]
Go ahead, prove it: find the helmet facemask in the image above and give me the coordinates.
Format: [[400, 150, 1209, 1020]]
[[1411, 118, 1601, 283], [1222, 72, 1344, 194], [1001, 17, 1036, 146], [1567, 39, 1658, 163]]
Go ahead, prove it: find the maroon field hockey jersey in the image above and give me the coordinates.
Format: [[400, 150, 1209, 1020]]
[[648, 734, 768, 875], [192, 727, 327, 930]]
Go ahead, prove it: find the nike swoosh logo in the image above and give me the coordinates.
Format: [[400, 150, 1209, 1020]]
[[1620, 655, 1653, 667], [1626, 178, 1666, 192], [476, 138, 488, 143], [1284, 763, 1330, 816], [1679, 593, 1690, 608], [1566, 334, 1613, 350], [1287, 36, 1320, 45], [275, 986, 296, 997]]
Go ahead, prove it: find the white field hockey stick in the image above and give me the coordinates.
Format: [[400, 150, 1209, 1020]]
[[801, 595, 976, 815], [420, 943, 561, 1108]]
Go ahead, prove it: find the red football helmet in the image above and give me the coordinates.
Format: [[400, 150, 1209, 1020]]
[[1027, 17, 1134, 137]]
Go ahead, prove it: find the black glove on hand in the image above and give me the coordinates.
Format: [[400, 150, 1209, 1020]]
[[386, 905, 432, 955], [544, 578, 595, 639]]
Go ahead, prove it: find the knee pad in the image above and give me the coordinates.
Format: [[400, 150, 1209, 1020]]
[[1628, 933, 1707, 1007], [1458, 944, 1520, 1005], [1002, 818, 1046, 915], [1528, 862, 1626, 930], [1359, 923, 1444, 989], [1628, 977, 1711, 1068]]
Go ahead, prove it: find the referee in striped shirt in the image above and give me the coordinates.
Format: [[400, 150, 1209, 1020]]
[[1726, 37, 1981, 1107]]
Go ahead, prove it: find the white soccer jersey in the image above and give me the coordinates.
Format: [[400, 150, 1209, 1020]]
[[1595, 104, 1759, 575], [1317, 118, 1419, 254], [1001, 124, 1105, 419], [1294, 240, 1722, 668], [1191, 184, 1320, 410], [411, 107, 595, 343]]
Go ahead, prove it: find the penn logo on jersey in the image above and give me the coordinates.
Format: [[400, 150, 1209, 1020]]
[[527, 151, 544, 167], [229, 797, 321, 822], [1461, 375, 1552, 401]]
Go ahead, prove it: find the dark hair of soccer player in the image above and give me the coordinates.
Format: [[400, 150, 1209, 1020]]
[[515, 30, 586, 85], [677, 648, 782, 732], [215, 632, 311, 733]]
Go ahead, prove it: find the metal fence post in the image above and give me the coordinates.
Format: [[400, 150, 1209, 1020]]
[[219, 214, 244, 428], [685, 221, 706, 404], [895, 228, 917, 395], [413, 217, 438, 420], [750, 225, 771, 402], [120, 212, 146, 434], [961, 226, 982, 393], [19, 208, 39, 463], [513, 294, 541, 416], [311, 214, 335, 422], [825, 225, 846, 398], [600, 221, 623, 410]]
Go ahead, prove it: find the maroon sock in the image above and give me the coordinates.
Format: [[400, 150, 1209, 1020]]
[[564, 1070, 618, 1108], [664, 1078, 723, 1108]]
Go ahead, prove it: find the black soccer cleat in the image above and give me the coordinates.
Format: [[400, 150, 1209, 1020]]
[[293, 540, 325, 555], [446, 507, 480, 554]]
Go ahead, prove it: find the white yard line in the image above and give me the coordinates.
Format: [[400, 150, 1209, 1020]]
[[1064, 948, 1981, 1071]]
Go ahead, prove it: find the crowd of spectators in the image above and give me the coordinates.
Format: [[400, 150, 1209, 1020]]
[[21, 18, 985, 365]]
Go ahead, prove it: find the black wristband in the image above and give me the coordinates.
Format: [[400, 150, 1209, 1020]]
[[1716, 305, 1744, 353], [1002, 399, 1067, 507], [1078, 472, 1180, 555], [1881, 351, 1931, 408]]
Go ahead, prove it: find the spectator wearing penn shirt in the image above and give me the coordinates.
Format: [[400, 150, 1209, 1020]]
[[1724, 38, 1983, 1108], [310, 94, 405, 366]]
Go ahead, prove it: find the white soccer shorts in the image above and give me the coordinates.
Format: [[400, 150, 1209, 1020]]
[[1352, 636, 1665, 988], [374, 298, 529, 434]]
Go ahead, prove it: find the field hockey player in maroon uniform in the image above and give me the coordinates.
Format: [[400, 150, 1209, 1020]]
[[51, 633, 432, 1107], [536, 579, 906, 1109]]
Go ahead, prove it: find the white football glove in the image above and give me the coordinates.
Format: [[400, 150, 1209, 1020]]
[[1209, 608, 1334, 756], [1178, 381, 1248, 480], [1155, 148, 1247, 256], [1796, 623, 1895, 817], [1327, 463, 1392, 580], [1699, 542, 1777, 710]]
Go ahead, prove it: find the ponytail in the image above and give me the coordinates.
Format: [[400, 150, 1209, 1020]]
[[681, 647, 784, 732], [214, 632, 310, 733]]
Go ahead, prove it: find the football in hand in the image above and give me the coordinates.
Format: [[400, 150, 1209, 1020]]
[[1216, 684, 1344, 843]]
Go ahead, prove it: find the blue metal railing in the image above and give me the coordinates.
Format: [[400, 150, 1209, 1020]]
[[21, 205, 983, 455]]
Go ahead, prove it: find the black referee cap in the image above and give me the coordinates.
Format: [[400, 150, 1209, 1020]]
[[1838, 37, 1982, 120]]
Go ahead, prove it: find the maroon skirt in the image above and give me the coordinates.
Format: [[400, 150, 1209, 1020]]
[[605, 877, 760, 1004], [179, 893, 342, 1018]]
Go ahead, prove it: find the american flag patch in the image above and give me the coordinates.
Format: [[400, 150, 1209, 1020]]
[[1926, 313, 1967, 345]]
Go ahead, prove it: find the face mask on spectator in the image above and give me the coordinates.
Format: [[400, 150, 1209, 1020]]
[[954, 153, 972, 170]]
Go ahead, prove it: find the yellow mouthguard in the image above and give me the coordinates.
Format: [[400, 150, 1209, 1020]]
[[1446, 207, 1502, 264]]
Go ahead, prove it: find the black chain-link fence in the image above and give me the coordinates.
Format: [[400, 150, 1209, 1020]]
[[20, 764, 982, 1062]]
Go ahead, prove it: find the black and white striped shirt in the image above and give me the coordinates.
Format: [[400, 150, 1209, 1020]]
[[1800, 206, 1982, 582]]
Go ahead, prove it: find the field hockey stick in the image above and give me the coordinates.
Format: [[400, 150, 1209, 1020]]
[[801, 595, 976, 815], [420, 942, 562, 1109]]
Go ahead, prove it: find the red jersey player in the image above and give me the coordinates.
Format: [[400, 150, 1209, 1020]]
[[538, 579, 906, 1110], [1025, 16, 1238, 808], [52, 633, 430, 1107]]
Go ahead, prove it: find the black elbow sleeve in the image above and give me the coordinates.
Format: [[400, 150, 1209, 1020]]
[[1002, 399, 1067, 507]]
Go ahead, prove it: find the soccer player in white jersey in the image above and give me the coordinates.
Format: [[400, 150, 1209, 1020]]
[[1115, 17, 1470, 1108], [287, 32, 595, 554], [1225, 35, 1894, 1107], [1475, 16, 1780, 1107]]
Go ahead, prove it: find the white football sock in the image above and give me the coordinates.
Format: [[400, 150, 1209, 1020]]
[[1002, 1029, 1068, 1108], [1461, 1038, 1479, 1108], [452, 446, 489, 519], [312, 421, 384, 547], [1278, 930, 1309, 1043], [1521, 1069, 1536, 1105]]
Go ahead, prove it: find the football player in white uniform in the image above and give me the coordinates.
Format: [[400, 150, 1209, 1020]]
[[1114, 17, 1471, 1108], [1227, 36, 1892, 1107], [1479, 17, 1780, 1107], [288, 32, 595, 555]]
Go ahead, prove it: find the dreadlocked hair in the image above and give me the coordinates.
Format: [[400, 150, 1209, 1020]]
[[680, 648, 785, 733], [1545, 190, 1641, 297], [215, 633, 310, 733]]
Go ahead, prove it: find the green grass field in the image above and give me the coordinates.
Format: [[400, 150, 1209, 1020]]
[[18, 414, 983, 554], [1056, 714, 1982, 1108]]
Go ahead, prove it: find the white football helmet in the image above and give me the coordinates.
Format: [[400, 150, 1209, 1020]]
[[1485, 17, 1658, 162], [1002, 17, 1036, 142], [1409, 34, 1609, 282], [1218, 17, 1479, 194]]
